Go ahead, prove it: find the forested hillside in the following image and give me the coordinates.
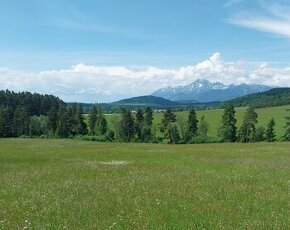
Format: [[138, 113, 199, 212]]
[[225, 88, 290, 108], [0, 90, 64, 116]]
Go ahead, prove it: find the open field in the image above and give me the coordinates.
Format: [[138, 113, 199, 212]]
[[105, 105, 290, 139], [1, 139, 290, 229]]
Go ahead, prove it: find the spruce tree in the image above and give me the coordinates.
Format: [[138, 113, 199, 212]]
[[186, 109, 198, 141], [0, 106, 14, 137], [56, 106, 70, 138], [168, 124, 180, 144], [160, 108, 176, 142], [143, 107, 154, 142], [13, 106, 30, 136], [135, 109, 144, 141], [75, 105, 88, 135], [47, 106, 58, 135], [96, 107, 107, 135], [219, 104, 237, 142], [120, 108, 135, 142], [238, 107, 258, 143], [88, 105, 97, 135], [265, 118, 276, 142]]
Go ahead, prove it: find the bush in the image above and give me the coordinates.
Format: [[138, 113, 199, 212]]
[[74, 135, 108, 142], [189, 136, 222, 144]]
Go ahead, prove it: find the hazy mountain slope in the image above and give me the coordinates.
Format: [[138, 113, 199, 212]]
[[152, 79, 272, 102]]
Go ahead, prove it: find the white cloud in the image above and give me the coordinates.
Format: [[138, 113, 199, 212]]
[[0, 53, 289, 102], [228, 2, 290, 38]]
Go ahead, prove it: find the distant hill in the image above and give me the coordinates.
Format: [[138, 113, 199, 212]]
[[152, 79, 272, 102], [225, 88, 290, 108], [114, 95, 180, 107]]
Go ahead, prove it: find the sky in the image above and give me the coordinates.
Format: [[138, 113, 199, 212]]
[[1, 0, 290, 102]]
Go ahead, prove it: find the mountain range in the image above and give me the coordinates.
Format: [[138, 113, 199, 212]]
[[152, 79, 272, 102]]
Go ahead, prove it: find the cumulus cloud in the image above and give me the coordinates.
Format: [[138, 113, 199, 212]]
[[0, 53, 289, 102]]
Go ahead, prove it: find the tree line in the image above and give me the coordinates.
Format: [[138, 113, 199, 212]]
[[1, 90, 290, 143]]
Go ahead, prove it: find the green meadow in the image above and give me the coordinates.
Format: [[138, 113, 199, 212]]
[[105, 105, 290, 140], [1, 139, 290, 229]]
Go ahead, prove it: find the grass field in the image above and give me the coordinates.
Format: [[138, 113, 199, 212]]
[[1, 139, 290, 229], [105, 105, 290, 139]]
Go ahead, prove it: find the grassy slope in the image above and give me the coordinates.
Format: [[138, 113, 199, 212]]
[[106, 105, 290, 139], [1, 139, 290, 229]]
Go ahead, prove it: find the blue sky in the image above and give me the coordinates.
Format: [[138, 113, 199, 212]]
[[1, 0, 290, 102]]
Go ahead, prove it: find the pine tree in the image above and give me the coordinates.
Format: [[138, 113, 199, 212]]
[[135, 109, 144, 141], [56, 106, 70, 138], [143, 107, 154, 142], [255, 126, 265, 142], [75, 105, 88, 135], [219, 104, 237, 142], [96, 107, 107, 135], [0, 106, 14, 137], [120, 108, 135, 142], [144, 107, 153, 126], [186, 109, 198, 141], [198, 115, 209, 140], [265, 118, 276, 142], [168, 124, 180, 144], [88, 105, 97, 135], [160, 108, 176, 142], [47, 106, 58, 135], [13, 106, 30, 136], [238, 107, 258, 143]]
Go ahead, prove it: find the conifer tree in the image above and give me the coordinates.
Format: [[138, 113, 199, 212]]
[[13, 106, 30, 136], [135, 109, 144, 141], [219, 104, 237, 142], [96, 107, 107, 135], [265, 118, 276, 142], [238, 107, 258, 143], [160, 108, 176, 142], [186, 109, 198, 140], [88, 105, 97, 135], [120, 108, 135, 142], [143, 107, 154, 141]]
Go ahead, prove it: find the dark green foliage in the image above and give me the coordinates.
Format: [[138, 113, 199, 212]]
[[56, 106, 70, 138], [13, 106, 30, 136], [120, 108, 135, 142], [96, 107, 107, 135], [198, 115, 209, 140], [239, 108, 258, 143], [88, 105, 97, 135], [47, 106, 58, 135], [144, 107, 153, 126], [255, 126, 265, 142], [265, 118, 276, 142], [75, 105, 88, 135], [226, 88, 290, 108], [106, 130, 115, 142], [160, 108, 177, 142], [0, 90, 63, 116], [186, 109, 198, 141], [167, 125, 180, 144], [219, 105, 237, 142], [160, 108, 176, 133], [0, 106, 14, 137], [283, 110, 290, 141], [135, 109, 144, 141]]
